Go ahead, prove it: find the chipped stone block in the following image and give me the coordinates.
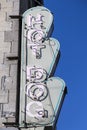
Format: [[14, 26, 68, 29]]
[[0, 90, 9, 104], [12, 31, 19, 41], [10, 65, 17, 78], [0, 64, 9, 76], [5, 76, 17, 91], [3, 76, 13, 90], [4, 31, 18, 42], [3, 90, 16, 113], [12, 19, 19, 31], [4, 31, 13, 42], [0, 42, 11, 53], [0, 22, 12, 31], [0, 12, 6, 22], [8, 64, 18, 88], [11, 41, 18, 53]]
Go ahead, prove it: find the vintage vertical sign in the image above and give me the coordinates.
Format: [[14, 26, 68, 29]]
[[19, 6, 66, 128]]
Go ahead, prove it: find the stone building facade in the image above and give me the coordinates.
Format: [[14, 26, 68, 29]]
[[0, 0, 19, 127]]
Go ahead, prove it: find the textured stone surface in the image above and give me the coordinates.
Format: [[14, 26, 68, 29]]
[[11, 41, 18, 53], [0, 64, 9, 77], [0, 0, 19, 127], [0, 32, 4, 41], [0, 90, 9, 103], [4, 31, 13, 42], [0, 21, 12, 31]]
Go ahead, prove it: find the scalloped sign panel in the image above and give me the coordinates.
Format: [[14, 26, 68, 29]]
[[19, 6, 66, 128], [23, 6, 53, 38]]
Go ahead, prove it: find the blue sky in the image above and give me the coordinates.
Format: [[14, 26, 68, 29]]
[[44, 0, 87, 130]]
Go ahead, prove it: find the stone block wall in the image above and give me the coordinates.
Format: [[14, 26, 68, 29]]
[[0, 0, 19, 127]]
